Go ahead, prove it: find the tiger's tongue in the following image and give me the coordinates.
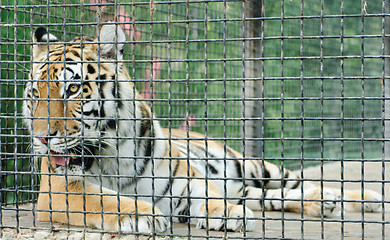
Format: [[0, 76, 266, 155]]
[[50, 151, 70, 166]]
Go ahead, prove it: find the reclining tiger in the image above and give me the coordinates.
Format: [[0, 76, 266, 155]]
[[23, 24, 381, 233]]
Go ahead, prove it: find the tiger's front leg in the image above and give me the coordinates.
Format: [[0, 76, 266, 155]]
[[187, 173, 255, 232], [37, 157, 168, 233], [228, 183, 338, 217]]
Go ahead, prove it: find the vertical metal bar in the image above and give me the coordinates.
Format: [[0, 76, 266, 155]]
[[167, 1, 174, 237], [260, 1, 266, 238], [61, 6, 70, 230], [29, 7, 36, 229], [0, 5, 4, 233], [385, 0, 390, 173], [112, 2, 124, 233], [130, 0, 140, 234], [12, 1, 19, 233], [280, 0, 285, 237], [222, 0, 228, 237], [0, 7, 3, 231], [80, 4, 88, 233], [148, 0, 157, 234], [96, 12, 105, 234], [381, 1, 387, 239], [185, 0, 191, 236], [320, 0, 325, 237], [360, 1, 366, 238], [4, 0, 10, 210], [240, 0, 247, 235], [45, 1, 53, 231], [299, 0, 305, 238], [203, 0, 210, 236], [340, 1, 345, 239], [78, 6, 88, 232]]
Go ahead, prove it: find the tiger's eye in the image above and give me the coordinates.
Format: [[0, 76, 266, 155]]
[[68, 84, 80, 93], [32, 88, 39, 98]]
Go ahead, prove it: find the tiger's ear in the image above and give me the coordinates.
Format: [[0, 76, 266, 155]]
[[98, 24, 126, 60], [33, 27, 58, 59]]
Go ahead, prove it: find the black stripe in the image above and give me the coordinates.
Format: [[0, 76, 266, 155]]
[[144, 131, 153, 158], [84, 36, 94, 42], [263, 168, 270, 187], [65, 67, 75, 74], [238, 189, 250, 205], [238, 186, 243, 194], [244, 189, 249, 197], [87, 64, 96, 74], [155, 182, 171, 203], [106, 119, 116, 130], [138, 105, 152, 157], [136, 158, 150, 177], [282, 171, 289, 188], [83, 81, 92, 90], [269, 201, 275, 211], [251, 173, 262, 188], [83, 109, 98, 116], [139, 106, 151, 138], [66, 44, 81, 49], [65, 58, 76, 63], [175, 187, 187, 210], [206, 163, 218, 174], [39, 63, 48, 70], [71, 50, 80, 58], [99, 85, 106, 118], [155, 160, 180, 203], [259, 198, 264, 209], [233, 160, 242, 181], [112, 83, 123, 109], [291, 180, 301, 189], [178, 206, 190, 223]]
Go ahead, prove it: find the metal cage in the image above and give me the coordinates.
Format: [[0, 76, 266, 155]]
[[0, 0, 389, 239]]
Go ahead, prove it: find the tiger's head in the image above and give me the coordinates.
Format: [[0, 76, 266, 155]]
[[23, 25, 133, 172]]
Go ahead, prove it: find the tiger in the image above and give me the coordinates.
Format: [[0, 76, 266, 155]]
[[23, 24, 381, 234]]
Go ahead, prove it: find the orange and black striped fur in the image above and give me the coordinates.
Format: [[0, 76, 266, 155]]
[[23, 25, 381, 233]]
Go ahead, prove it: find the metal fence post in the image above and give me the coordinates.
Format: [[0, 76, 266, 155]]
[[244, 0, 263, 157]]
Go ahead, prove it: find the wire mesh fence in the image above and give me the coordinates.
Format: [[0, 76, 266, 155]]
[[0, 0, 389, 239]]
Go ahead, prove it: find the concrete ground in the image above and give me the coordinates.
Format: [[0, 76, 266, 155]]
[[1, 161, 389, 239]]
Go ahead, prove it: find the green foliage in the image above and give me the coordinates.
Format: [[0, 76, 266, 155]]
[[259, 0, 383, 161]]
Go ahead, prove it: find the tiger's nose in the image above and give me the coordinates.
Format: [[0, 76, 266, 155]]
[[35, 131, 59, 144], [39, 137, 47, 144], [36, 133, 49, 144]]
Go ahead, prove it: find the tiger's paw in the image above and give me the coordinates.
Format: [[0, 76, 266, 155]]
[[106, 207, 168, 234], [303, 188, 338, 218], [196, 204, 255, 232], [343, 189, 382, 213], [119, 213, 168, 233]]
